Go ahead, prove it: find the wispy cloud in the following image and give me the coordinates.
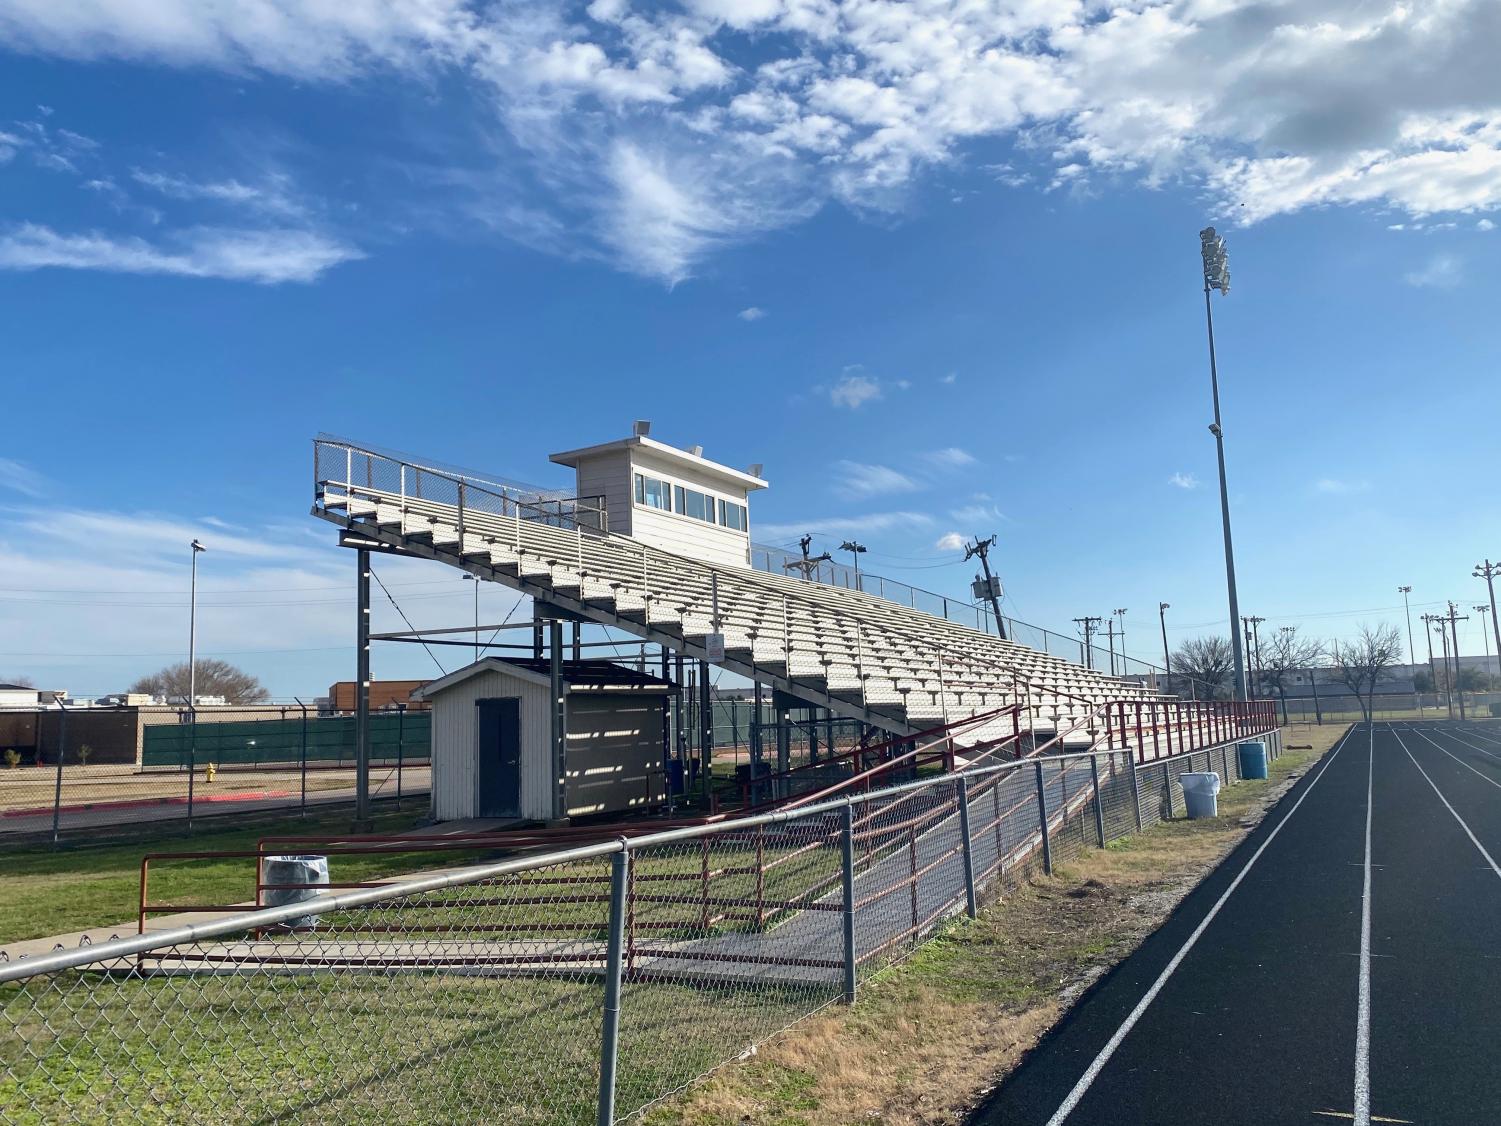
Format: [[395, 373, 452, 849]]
[[737, 306, 766, 321], [832, 461, 920, 500], [0, 223, 362, 284], [1405, 254, 1462, 289], [923, 447, 977, 469], [757, 512, 934, 540], [131, 169, 307, 219], [1169, 472, 1200, 489], [949, 503, 1005, 526], [1314, 477, 1370, 494], [940, 373, 958, 385], [829, 373, 881, 410], [935, 532, 967, 552], [0, 458, 48, 498]]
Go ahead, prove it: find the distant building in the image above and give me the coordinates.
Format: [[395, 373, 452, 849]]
[[0, 683, 40, 709], [326, 680, 432, 714]]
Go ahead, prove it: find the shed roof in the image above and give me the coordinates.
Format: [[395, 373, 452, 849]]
[[413, 658, 674, 700]]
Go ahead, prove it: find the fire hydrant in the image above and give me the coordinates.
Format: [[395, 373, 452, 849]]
[[204, 762, 217, 784]]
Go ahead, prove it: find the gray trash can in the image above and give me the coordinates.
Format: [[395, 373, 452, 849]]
[[1178, 772, 1221, 820], [262, 854, 329, 931]]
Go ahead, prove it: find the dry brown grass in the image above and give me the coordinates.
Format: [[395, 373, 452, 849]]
[[642, 724, 1350, 1126]]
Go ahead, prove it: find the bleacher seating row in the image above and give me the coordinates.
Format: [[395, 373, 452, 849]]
[[315, 460, 1159, 747]]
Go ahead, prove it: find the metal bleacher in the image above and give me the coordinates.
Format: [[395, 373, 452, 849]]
[[312, 439, 1157, 748]]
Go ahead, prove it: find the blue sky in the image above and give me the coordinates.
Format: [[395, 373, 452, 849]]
[[1, 0, 1498, 697]]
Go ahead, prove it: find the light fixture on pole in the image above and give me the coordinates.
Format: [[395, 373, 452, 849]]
[[1199, 226, 1247, 701], [838, 541, 867, 590]]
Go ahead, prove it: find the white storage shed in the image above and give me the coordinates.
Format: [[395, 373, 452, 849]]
[[414, 658, 673, 824], [549, 425, 768, 568]]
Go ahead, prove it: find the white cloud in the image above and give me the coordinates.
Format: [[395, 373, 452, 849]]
[[829, 373, 881, 409], [831, 460, 920, 500], [935, 532, 967, 552], [1169, 471, 1200, 489], [0, 223, 362, 284], [1405, 254, 1462, 288], [131, 169, 307, 218], [1315, 477, 1371, 494], [737, 305, 766, 321], [0, 458, 48, 498], [923, 447, 977, 469], [1480, 219, 1497, 231], [949, 502, 1005, 526], [3, 0, 1500, 280], [756, 511, 934, 540], [940, 373, 958, 385], [894, 379, 911, 391]]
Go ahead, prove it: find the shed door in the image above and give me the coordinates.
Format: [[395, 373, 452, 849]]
[[476, 697, 522, 818]]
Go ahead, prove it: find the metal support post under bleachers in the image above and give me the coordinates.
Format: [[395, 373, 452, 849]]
[[699, 659, 712, 800], [776, 711, 791, 799], [353, 547, 372, 832], [550, 619, 566, 823], [751, 682, 765, 804]]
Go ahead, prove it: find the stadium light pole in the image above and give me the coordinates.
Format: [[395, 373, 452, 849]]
[[839, 541, 867, 592], [1113, 609, 1128, 677], [1475, 605, 1493, 680], [463, 573, 480, 664], [1199, 227, 1247, 701], [188, 539, 206, 708]]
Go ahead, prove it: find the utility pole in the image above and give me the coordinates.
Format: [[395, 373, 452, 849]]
[[1241, 615, 1265, 695], [1199, 227, 1247, 701], [1475, 605, 1493, 681], [463, 573, 480, 663], [1074, 616, 1102, 670], [1158, 602, 1172, 692], [1421, 613, 1441, 712], [1474, 561, 1501, 682], [1113, 609, 1128, 677], [1105, 616, 1116, 676], [1444, 601, 1469, 720], [782, 533, 831, 581], [963, 535, 1007, 641]]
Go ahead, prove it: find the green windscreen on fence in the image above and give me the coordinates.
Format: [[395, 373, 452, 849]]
[[142, 712, 431, 768]]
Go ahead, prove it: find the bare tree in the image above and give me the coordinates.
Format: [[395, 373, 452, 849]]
[[1259, 630, 1324, 725], [130, 659, 269, 704], [1329, 624, 1404, 722], [0, 674, 35, 687], [1171, 636, 1237, 699]]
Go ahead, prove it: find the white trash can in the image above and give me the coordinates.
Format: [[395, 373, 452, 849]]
[[1178, 772, 1221, 820], [262, 854, 329, 931]]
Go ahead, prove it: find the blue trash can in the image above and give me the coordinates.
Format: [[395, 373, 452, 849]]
[[1238, 741, 1268, 780]]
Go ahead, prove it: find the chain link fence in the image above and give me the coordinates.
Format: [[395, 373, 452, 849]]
[[0, 705, 430, 841], [0, 716, 1282, 1124]]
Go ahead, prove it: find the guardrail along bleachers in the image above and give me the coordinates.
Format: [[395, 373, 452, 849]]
[[313, 440, 1158, 742]]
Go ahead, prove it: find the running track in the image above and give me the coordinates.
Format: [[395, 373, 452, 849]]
[[973, 721, 1501, 1126]]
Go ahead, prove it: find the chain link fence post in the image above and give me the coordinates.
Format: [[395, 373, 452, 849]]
[[50, 702, 68, 846], [841, 800, 858, 1003], [956, 775, 977, 918], [1089, 753, 1107, 847], [1163, 761, 1174, 818], [1034, 759, 1052, 875], [1126, 746, 1143, 831], [596, 845, 630, 1126]]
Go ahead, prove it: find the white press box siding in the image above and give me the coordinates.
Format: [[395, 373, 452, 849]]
[[551, 433, 767, 569]]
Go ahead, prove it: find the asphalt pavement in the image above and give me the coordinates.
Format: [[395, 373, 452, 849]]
[[972, 720, 1501, 1126]]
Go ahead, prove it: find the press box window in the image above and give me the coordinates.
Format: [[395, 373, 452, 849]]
[[634, 473, 670, 511], [718, 499, 747, 532], [674, 485, 714, 523]]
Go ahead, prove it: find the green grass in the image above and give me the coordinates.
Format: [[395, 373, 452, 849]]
[[0, 807, 440, 946]]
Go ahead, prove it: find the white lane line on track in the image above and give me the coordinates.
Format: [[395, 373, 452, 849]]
[[1390, 727, 1501, 884], [1041, 725, 1359, 1126], [1406, 727, 1501, 790], [1354, 725, 1374, 1126]]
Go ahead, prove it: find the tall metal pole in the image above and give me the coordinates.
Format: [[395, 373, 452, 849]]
[[188, 539, 205, 830], [354, 547, 372, 830], [1474, 562, 1501, 682], [1475, 605, 1493, 682], [1399, 585, 1419, 712], [1200, 228, 1246, 701], [1446, 602, 1468, 721], [1159, 602, 1172, 693], [1114, 609, 1127, 677]]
